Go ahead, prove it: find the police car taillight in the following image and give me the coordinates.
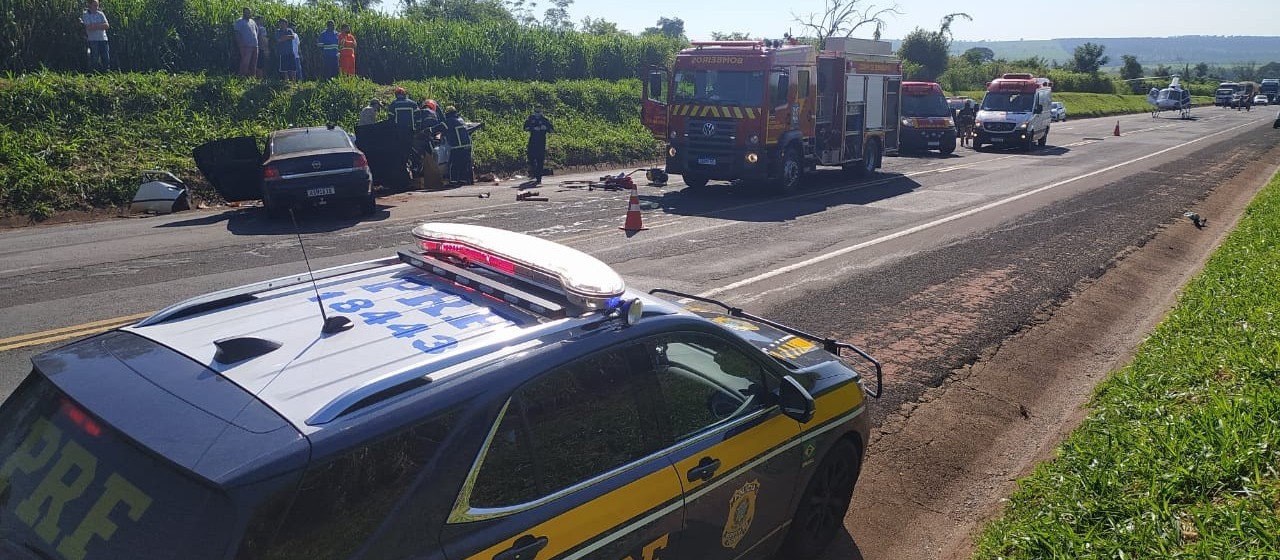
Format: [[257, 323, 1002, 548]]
[[353, 153, 369, 169], [411, 223, 625, 309]]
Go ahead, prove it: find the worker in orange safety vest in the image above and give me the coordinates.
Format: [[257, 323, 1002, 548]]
[[337, 23, 356, 76]]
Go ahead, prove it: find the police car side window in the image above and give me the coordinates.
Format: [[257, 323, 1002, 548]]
[[469, 345, 661, 509], [649, 333, 774, 442]]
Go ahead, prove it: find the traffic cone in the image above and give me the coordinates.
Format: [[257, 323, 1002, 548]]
[[619, 186, 647, 233], [1113, 121, 1121, 136]]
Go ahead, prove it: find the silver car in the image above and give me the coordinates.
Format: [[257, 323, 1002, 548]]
[[1050, 101, 1067, 122]]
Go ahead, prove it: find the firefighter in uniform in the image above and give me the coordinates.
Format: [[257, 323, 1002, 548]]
[[956, 100, 976, 147], [388, 87, 418, 134], [522, 107, 555, 184], [415, 99, 447, 190], [443, 106, 474, 186]]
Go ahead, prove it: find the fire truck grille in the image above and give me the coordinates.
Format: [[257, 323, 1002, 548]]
[[983, 122, 1016, 132], [685, 118, 738, 155]]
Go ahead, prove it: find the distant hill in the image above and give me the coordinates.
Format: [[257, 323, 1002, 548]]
[[888, 36, 1280, 67]]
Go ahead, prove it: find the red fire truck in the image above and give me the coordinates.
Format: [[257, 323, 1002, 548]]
[[642, 37, 902, 192]]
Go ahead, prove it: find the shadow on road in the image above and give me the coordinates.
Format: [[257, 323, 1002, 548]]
[[821, 529, 866, 560], [154, 203, 390, 235], [642, 170, 922, 223], [972, 145, 1072, 157]]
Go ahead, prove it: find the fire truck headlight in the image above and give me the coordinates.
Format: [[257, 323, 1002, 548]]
[[746, 152, 759, 163], [749, 135, 760, 145], [668, 146, 678, 158], [945, 117, 955, 127], [900, 118, 913, 128]]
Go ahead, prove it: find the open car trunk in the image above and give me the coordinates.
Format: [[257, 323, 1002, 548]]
[[354, 120, 412, 191], [192, 136, 264, 202]]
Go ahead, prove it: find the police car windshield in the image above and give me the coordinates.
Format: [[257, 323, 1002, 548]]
[[272, 129, 351, 154], [902, 94, 951, 117], [981, 92, 1034, 112], [0, 372, 234, 560], [673, 70, 766, 106]]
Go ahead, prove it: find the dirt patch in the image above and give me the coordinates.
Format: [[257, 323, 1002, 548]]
[[839, 141, 1280, 559]]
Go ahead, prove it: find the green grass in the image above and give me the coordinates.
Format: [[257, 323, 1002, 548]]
[[0, 71, 659, 219], [971, 171, 1280, 558], [956, 91, 1216, 119]]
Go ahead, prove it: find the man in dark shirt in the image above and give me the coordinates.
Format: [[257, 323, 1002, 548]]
[[523, 108, 555, 184]]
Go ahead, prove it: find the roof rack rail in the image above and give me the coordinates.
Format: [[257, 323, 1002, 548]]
[[649, 288, 883, 398], [135, 256, 400, 327]]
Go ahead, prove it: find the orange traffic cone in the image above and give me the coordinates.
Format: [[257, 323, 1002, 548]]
[[619, 186, 647, 233], [1113, 121, 1121, 136]]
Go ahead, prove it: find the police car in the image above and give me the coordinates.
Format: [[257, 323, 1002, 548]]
[[0, 224, 882, 560]]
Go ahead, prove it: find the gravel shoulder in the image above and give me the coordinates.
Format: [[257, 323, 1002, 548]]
[[830, 128, 1280, 559]]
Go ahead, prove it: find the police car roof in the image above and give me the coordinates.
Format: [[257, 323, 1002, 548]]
[[121, 224, 674, 434]]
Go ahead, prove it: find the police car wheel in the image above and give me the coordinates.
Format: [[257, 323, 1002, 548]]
[[779, 438, 862, 557], [683, 174, 709, 189]]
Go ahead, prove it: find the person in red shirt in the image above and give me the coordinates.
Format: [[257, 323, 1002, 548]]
[[338, 24, 357, 76]]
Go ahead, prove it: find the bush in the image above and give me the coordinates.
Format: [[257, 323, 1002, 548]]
[[0, 71, 660, 218]]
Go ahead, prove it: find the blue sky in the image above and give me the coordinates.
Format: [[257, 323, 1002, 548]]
[[559, 0, 1277, 41]]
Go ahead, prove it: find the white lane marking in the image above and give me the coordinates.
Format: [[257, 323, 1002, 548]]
[[696, 116, 1266, 299]]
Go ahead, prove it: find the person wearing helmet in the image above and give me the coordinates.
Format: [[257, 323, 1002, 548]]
[[443, 106, 474, 185], [388, 87, 418, 134], [956, 100, 976, 148]]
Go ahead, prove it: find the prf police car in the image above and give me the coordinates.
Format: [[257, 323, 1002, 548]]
[[0, 223, 882, 560]]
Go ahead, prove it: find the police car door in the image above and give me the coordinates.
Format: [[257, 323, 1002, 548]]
[[441, 343, 683, 560], [646, 332, 803, 559]]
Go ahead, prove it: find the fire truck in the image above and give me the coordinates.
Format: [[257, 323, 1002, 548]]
[[642, 37, 902, 192]]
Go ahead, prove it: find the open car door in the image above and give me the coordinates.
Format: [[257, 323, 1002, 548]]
[[192, 136, 263, 202], [355, 120, 412, 191], [642, 67, 669, 140]]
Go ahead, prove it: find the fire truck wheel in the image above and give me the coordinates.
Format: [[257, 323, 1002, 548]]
[[858, 139, 881, 177], [774, 147, 802, 193], [682, 175, 709, 189]]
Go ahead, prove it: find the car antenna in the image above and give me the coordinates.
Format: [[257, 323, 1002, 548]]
[[289, 208, 353, 335]]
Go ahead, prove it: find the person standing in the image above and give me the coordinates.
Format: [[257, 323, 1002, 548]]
[[388, 87, 418, 134], [522, 107, 554, 183], [358, 98, 381, 127], [337, 23, 357, 76], [290, 22, 303, 80], [233, 7, 258, 77], [956, 100, 976, 147], [317, 20, 339, 80], [253, 15, 269, 78], [80, 0, 110, 72], [444, 106, 474, 186], [274, 19, 296, 81]]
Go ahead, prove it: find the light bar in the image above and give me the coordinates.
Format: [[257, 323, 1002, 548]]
[[411, 223, 625, 310]]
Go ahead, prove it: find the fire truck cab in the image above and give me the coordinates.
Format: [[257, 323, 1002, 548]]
[[643, 37, 901, 193], [973, 74, 1053, 151]]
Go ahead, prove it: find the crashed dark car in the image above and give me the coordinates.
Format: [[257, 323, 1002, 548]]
[[194, 126, 375, 218]]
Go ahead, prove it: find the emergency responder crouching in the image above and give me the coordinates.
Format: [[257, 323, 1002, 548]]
[[443, 106, 474, 186], [414, 99, 448, 190]]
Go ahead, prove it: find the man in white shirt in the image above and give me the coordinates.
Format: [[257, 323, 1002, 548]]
[[80, 0, 110, 72], [358, 99, 381, 127], [233, 7, 258, 77]]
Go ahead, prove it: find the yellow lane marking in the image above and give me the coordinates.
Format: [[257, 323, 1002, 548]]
[[0, 312, 152, 353]]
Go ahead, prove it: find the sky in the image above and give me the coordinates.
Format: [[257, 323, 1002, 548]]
[[556, 0, 1279, 41]]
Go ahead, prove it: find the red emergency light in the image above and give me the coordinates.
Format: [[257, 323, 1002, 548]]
[[901, 82, 943, 96]]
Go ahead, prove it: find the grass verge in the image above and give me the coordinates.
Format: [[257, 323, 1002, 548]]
[[971, 170, 1280, 558]]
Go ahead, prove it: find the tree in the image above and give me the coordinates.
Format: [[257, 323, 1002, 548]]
[[711, 31, 754, 41], [1151, 64, 1172, 78], [579, 16, 621, 35], [643, 17, 685, 39], [541, 0, 572, 30], [897, 13, 968, 81], [1256, 61, 1280, 78], [1068, 42, 1109, 74], [1010, 56, 1048, 71], [403, 0, 515, 23], [1194, 62, 1210, 79], [961, 47, 994, 65], [1119, 54, 1143, 81], [341, 0, 376, 12], [505, 0, 539, 25], [791, 0, 899, 50]]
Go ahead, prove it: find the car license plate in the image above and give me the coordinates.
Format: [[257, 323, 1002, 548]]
[[307, 187, 336, 197], [991, 137, 1004, 143], [697, 157, 716, 165], [928, 141, 940, 147]]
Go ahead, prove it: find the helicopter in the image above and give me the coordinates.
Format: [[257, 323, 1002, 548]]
[[1144, 75, 1193, 119]]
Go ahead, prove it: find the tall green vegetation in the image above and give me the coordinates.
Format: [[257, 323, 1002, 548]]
[[2, 0, 684, 82], [0, 72, 658, 219], [898, 13, 969, 81]]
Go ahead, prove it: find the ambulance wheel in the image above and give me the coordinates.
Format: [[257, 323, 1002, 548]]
[[940, 138, 957, 155], [682, 175, 709, 189], [1037, 130, 1048, 148], [774, 147, 802, 193], [779, 438, 862, 558]]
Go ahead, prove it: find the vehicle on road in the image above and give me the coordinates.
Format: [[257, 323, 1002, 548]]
[[1262, 78, 1278, 104], [643, 37, 902, 193], [1215, 83, 1239, 107], [194, 125, 375, 218], [899, 82, 957, 154], [973, 73, 1053, 151], [947, 96, 976, 116], [1254, 94, 1269, 106], [0, 223, 882, 560], [1050, 101, 1067, 122], [1146, 76, 1192, 119]]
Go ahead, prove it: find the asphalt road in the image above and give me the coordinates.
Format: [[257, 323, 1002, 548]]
[[1, 106, 1277, 554]]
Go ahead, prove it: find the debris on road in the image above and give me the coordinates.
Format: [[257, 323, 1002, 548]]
[[516, 191, 548, 202], [441, 192, 491, 199]]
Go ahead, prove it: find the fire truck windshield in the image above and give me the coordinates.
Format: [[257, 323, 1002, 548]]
[[673, 70, 766, 106], [981, 92, 1035, 112], [902, 93, 951, 117]]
